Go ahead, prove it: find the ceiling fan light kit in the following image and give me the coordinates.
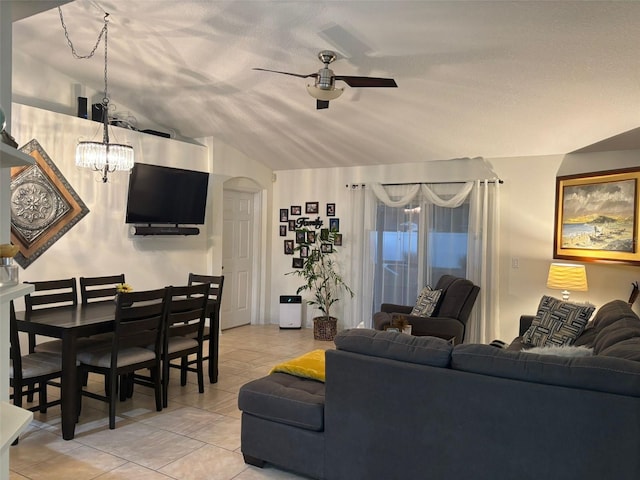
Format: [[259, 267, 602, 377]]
[[254, 49, 397, 109], [306, 85, 344, 101]]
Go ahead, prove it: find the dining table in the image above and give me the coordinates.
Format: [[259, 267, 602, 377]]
[[14, 297, 222, 440], [14, 301, 117, 440]]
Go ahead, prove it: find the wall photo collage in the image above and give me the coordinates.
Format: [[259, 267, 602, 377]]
[[280, 201, 341, 268]]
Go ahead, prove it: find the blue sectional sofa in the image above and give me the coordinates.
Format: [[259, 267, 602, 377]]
[[238, 299, 640, 480]]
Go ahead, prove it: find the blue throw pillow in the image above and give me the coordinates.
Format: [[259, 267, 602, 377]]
[[522, 296, 595, 347], [410, 286, 442, 317]]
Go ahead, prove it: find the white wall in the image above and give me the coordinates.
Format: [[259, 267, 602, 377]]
[[202, 138, 274, 323], [10, 105, 640, 343], [12, 49, 195, 144], [271, 168, 350, 327], [270, 156, 640, 341], [493, 152, 640, 340], [10, 103, 211, 308], [270, 158, 499, 329]]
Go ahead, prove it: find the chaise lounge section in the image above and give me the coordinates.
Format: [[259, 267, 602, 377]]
[[238, 371, 326, 479]]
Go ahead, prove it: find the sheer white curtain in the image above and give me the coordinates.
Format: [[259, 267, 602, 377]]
[[465, 179, 501, 343], [344, 185, 376, 328], [421, 183, 472, 288], [349, 180, 500, 342], [371, 184, 424, 309]]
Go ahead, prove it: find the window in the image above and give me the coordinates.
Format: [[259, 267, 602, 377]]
[[371, 193, 469, 310], [426, 201, 469, 283]]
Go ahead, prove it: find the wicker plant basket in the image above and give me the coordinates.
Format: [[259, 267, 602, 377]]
[[313, 316, 337, 341]]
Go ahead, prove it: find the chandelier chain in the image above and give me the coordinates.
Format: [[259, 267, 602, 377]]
[[61, 6, 134, 183], [103, 19, 109, 106], [58, 7, 108, 60]]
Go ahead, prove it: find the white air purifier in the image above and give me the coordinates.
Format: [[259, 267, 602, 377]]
[[279, 295, 302, 329]]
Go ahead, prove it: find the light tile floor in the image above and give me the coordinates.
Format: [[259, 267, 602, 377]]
[[10, 325, 333, 480]]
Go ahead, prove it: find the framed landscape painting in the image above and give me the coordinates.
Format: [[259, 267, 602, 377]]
[[554, 167, 640, 264]]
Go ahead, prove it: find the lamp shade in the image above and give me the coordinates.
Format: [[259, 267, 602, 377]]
[[546, 263, 588, 298]]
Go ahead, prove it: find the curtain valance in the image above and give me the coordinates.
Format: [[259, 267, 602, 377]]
[[370, 181, 475, 208]]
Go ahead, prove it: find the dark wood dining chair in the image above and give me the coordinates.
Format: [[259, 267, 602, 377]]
[[24, 277, 78, 351], [26, 277, 110, 358], [79, 274, 126, 304], [9, 300, 62, 444], [78, 275, 128, 390], [76, 287, 170, 429], [22, 278, 78, 401], [159, 283, 210, 407], [187, 273, 225, 383]]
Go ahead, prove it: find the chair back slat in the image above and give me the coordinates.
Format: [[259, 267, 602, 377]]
[[166, 284, 210, 341], [112, 288, 169, 356], [187, 274, 224, 324], [80, 274, 125, 304], [24, 278, 78, 311], [188, 274, 224, 302]]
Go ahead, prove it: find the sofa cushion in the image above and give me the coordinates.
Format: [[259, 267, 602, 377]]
[[452, 343, 640, 397], [334, 329, 452, 367], [410, 286, 442, 317], [573, 325, 597, 347], [599, 337, 640, 362], [593, 318, 640, 354], [591, 299, 640, 332], [505, 336, 527, 351], [522, 296, 595, 347], [238, 372, 325, 431]]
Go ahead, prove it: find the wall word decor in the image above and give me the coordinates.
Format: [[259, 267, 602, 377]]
[[280, 202, 342, 268]]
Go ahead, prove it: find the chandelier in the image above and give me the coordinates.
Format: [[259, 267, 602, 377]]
[[59, 8, 134, 183]]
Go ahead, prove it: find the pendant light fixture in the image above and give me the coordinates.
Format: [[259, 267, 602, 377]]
[[59, 8, 134, 183]]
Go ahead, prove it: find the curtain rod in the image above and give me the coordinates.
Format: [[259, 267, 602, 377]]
[[346, 179, 503, 188]]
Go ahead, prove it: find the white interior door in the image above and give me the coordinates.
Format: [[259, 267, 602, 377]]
[[221, 189, 254, 329]]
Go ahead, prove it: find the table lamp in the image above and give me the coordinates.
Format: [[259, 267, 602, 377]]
[[546, 263, 588, 301]]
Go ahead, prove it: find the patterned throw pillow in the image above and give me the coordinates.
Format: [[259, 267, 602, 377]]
[[522, 296, 595, 347], [410, 286, 443, 317]]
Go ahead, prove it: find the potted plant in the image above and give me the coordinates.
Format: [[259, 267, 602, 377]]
[[114, 282, 134, 306], [287, 228, 354, 340]]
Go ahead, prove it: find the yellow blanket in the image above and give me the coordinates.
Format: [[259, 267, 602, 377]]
[[270, 349, 326, 382]]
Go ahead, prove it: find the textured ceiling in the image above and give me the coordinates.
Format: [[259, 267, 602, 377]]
[[10, 1, 640, 171]]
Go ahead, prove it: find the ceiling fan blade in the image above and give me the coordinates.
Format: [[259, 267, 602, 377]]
[[317, 100, 330, 110], [335, 76, 397, 88], [253, 68, 317, 79]]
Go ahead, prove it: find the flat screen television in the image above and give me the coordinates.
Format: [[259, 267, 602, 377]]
[[125, 162, 209, 225]]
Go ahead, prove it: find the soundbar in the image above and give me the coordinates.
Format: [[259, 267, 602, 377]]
[[132, 226, 200, 236]]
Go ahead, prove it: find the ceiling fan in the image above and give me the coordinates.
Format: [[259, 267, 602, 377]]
[[253, 50, 397, 109]]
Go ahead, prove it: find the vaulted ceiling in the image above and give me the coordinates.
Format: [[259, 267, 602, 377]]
[[10, 1, 640, 170]]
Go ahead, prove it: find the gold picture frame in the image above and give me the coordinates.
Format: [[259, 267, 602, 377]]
[[10, 139, 89, 268], [554, 167, 639, 264]]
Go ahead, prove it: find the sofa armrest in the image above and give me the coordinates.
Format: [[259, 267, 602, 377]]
[[380, 303, 413, 314], [372, 311, 391, 330], [402, 315, 465, 344], [519, 315, 535, 336], [373, 304, 414, 331]]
